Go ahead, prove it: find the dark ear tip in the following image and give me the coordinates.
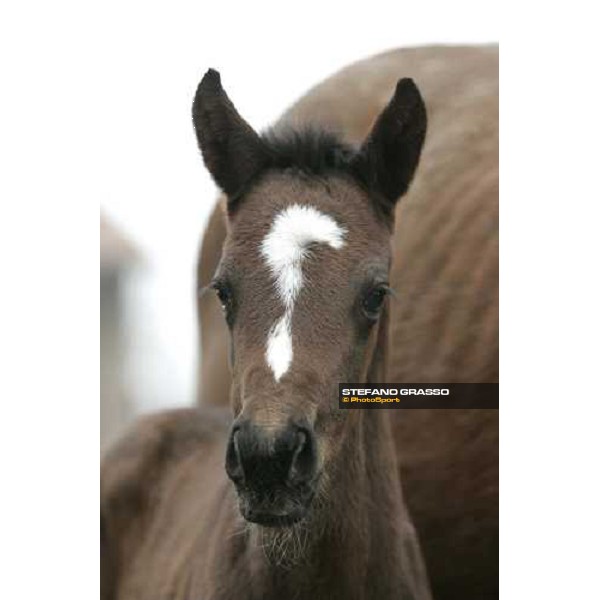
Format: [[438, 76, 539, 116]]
[[396, 77, 417, 91], [394, 78, 424, 104], [197, 68, 222, 93]]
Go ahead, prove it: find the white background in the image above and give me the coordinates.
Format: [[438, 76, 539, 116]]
[[2, 1, 600, 599]]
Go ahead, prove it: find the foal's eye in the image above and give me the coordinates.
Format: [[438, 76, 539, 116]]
[[212, 281, 233, 312], [362, 285, 389, 320]]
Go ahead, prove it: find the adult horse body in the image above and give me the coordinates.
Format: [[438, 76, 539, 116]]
[[102, 46, 498, 600], [196, 45, 499, 600]]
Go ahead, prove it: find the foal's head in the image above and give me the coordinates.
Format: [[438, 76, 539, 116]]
[[193, 70, 426, 528]]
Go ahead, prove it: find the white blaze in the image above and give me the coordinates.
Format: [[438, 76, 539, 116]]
[[260, 204, 346, 380]]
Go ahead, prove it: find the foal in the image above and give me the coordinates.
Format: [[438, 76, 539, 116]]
[[101, 69, 431, 600]]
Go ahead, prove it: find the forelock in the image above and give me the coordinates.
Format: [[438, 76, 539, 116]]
[[260, 127, 358, 177]]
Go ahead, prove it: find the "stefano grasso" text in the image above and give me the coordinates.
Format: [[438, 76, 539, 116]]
[[341, 388, 450, 396]]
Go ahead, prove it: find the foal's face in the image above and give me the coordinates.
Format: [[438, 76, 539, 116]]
[[193, 70, 426, 527], [214, 174, 391, 524]]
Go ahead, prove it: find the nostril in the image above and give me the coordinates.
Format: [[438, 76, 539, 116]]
[[289, 427, 316, 483], [226, 422, 316, 489], [225, 427, 245, 484], [290, 430, 306, 472]]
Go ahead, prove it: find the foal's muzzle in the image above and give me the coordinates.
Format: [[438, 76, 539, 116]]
[[225, 419, 318, 526]]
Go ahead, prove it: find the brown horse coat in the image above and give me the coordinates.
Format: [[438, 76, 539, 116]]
[[102, 45, 498, 600], [195, 45, 499, 599], [101, 405, 432, 599]]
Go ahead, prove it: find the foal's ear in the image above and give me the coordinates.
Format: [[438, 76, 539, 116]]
[[192, 69, 270, 205], [352, 78, 427, 216]]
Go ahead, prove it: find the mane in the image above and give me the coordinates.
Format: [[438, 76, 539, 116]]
[[260, 127, 358, 177]]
